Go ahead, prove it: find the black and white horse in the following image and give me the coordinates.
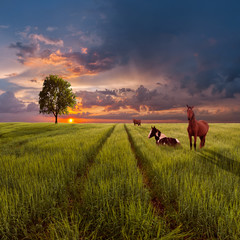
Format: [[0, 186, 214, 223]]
[[148, 126, 180, 146]]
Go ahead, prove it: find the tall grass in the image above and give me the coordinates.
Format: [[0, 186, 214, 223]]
[[50, 124, 184, 239], [0, 123, 114, 239], [126, 123, 240, 239], [1, 122, 240, 239]]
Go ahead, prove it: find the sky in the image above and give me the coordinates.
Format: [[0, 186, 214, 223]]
[[0, 0, 240, 123]]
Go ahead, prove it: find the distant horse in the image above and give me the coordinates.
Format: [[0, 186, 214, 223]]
[[133, 119, 141, 126], [148, 126, 180, 146], [186, 105, 209, 150]]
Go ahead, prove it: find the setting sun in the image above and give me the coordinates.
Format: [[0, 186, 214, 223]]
[[68, 118, 73, 123]]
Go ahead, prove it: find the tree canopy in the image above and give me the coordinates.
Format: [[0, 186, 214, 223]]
[[39, 75, 76, 123]]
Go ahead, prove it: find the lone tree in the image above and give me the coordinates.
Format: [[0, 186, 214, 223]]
[[39, 75, 76, 124]]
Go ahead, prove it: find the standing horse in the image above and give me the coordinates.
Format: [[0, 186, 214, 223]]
[[133, 119, 141, 126], [148, 126, 180, 146], [186, 105, 209, 150]]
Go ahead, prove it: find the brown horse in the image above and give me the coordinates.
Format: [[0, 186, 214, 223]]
[[133, 119, 141, 126], [187, 105, 209, 150]]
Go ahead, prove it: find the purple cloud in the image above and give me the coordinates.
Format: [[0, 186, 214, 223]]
[[0, 91, 25, 113]]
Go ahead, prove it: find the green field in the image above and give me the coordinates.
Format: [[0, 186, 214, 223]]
[[0, 123, 239, 239]]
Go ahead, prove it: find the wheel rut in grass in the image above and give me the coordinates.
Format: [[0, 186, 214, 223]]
[[24, 125, 117, 240], [82, 124, 116, 178], [124, 124, 180, 230], [68, 124, 116, 207], [124, 125, 165, 213]]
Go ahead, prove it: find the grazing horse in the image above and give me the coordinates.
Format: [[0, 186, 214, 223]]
[[148, 126, 180, 146], [133, 119, 141, 126], [186, 105, 209, 150]]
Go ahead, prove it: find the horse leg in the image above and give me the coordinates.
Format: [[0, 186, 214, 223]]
[[188, 134, 192, 150], [202, 135, 206, 147], [194, 135, 197, 151], [200, 136, 203, 148]]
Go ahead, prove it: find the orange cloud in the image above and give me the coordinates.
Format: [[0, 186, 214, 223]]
[[24, 50, 66, 66], [23, 50, 102, 79], [81, 47, 88, 54]]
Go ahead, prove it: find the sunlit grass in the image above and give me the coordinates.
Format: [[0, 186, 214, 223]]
[[0, 122, 239, 239], [49, 124, 184, 239], [126, 123, 240, 239], [0, 123, 114, 239]]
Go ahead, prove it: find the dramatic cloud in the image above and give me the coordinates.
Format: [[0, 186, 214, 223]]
[[9, 42, 39, 63], [76, 90, 115, 108], [0, 91, 26, 113], [89, 0, 240, 100], [76, 85, 174, 112], [26, 102, 38, 112], [1, 0, 240, 122], [18, 47, 119, 78], [64, 50, 118, 73], [96, 89, 117, 96], [134, 85, 157, 102], [0, 91, 38, 113]]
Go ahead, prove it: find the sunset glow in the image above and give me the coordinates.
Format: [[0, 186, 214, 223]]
[[0, 1, 240, 123], [68, 118, 73, 123]]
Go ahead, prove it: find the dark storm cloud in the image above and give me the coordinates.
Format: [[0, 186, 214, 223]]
[[64, 49, 118, 73], [2, 0, 240, 122], [8, 0, 240, 99], [75, 82, 240, 119], [75, 90, 115, 108], [118, 88, 134, 94], [76, 85, 178, 112], [97, 89, 117, 96], [134, 85, 157, 102], [180, 37, 240, 98], [95, 88, 134, 96], [91, 0, 240, 99]]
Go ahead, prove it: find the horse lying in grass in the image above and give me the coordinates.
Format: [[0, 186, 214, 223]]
[[148, 126, 180, 147]]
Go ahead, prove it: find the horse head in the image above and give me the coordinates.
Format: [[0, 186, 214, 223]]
[[186, 105, 195, 121], [148, 126, 159, 138]]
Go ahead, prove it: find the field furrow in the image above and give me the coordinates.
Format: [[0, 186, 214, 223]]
[[51, 124, 184, 240], [1, 123, 240, 239], [124, 124, 179, 230], [0, 123, 115, 239], [125, 123, 240, 239]]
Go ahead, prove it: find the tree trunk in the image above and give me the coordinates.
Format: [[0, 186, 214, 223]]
[[55, 114, 58, 124]]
